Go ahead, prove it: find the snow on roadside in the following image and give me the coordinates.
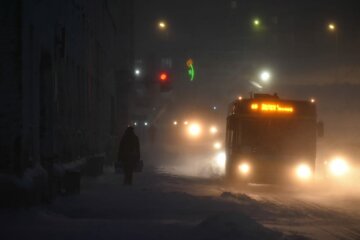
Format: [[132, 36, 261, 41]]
[[218, 188, 360, 240], [0, 169, 308, 240], [191, 212, 305, 240]]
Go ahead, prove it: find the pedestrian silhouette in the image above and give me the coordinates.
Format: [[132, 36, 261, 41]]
[[118, 126, 140, 185]]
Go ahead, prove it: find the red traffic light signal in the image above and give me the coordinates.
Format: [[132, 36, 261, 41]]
[[158, 71, 171, 92], [160, 72, 168, 81]]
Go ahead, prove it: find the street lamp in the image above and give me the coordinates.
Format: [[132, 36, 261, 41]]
[[328, 23, 336, 32], [134, 68, 141, 77], [259, 70, 271, 83], [253, 18, 261, 27], [327, 22, 339, 82], [158, 21, 167, 30]]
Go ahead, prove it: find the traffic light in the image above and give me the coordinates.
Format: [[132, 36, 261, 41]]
[[159, 71, 172, 92], [186, 59, 195, 81], [160, 72, 168, 81]]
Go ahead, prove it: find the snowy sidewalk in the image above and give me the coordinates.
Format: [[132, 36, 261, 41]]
[[0, 167, 304, 240]]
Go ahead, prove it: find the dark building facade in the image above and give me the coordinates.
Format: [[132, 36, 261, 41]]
[[0, 0, 134, 179]]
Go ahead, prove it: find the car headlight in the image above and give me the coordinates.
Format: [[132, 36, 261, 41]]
[[213, 141, 222, 150], [215, 151, 226, 169], [296, 164, 312, 180], [329, 157, 349, 177], [238, 163, 251, 175], [187, 123, 202, 137], [209, 126, 218, 135]]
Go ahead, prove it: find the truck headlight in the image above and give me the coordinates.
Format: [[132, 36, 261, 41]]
[[329, 157, 349, 177], [213, 141, 222, 150], [215, 151, 226, 169], [296, 164, 312, 180], [238, 163, 251, 175], [209, 126, 218, 135], [187, 123, 202, 138]]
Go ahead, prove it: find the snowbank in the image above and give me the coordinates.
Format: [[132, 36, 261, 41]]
[[191, 212, 283, 240]]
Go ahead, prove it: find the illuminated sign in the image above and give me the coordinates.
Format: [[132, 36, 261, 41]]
[[251, 103, 294, 113], [186, 59, 195, 81]]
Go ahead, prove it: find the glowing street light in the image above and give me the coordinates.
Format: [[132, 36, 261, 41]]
[[134, 68, 141, 76], [253, 18, 261, 27], [327, 22, 339, 82], [328, 23, 336, 32], [259, 70, 271, 83], [158, 21, 167, 30]]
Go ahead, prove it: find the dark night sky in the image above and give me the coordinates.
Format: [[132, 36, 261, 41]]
[[134, 0, 360, 103], [135, 0, 360, 51]]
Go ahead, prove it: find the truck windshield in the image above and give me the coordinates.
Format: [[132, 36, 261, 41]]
[[240, 117, 315, 156]]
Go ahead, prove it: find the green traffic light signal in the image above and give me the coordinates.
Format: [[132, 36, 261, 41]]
[[186, 59, 195, 81]]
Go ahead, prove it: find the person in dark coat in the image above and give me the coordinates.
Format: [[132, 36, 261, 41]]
[[118, 126, 140, 185]]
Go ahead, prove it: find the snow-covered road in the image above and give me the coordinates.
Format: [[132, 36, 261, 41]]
[[1, 164, 360, 240], [0, 168, 285, 240], [221, 183, 360, 240]]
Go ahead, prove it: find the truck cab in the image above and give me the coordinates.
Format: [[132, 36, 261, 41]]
[[225, 94, 320, 183]]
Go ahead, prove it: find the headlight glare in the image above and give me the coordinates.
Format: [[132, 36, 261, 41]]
[[296, 164, 312, 180], [238, 163, 250, 175], [329, 157, 349, 177], [188, 123, 202, 137]]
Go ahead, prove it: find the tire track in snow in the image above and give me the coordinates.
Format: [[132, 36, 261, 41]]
[[221, 188, 360, 240]]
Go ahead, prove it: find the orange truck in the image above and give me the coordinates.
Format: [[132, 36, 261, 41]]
[[225, 94, 323, 183]]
